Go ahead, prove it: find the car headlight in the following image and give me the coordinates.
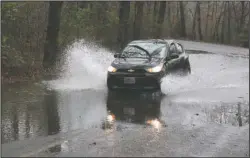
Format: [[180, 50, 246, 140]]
[[108, 66, 117, 72], [146, 63, 164, 73]]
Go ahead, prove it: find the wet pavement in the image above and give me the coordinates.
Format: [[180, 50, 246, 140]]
[[1, 41, 249, 157]]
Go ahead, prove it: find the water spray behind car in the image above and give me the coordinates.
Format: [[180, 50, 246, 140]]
[[45, 39, 115, 91]]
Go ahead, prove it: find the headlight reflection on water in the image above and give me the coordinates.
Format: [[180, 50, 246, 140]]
[[147, 119, 162, 130], [102, 114, 116, 131], [107, 114, 115, 122]]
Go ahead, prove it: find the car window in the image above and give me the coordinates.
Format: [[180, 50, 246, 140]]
[[169, 44, 176, 55], [121, 46, 148, 58], [176, 43, 183, 54]]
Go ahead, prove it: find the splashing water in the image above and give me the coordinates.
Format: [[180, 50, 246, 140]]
[[161, 53, 249, 102], [45, 39, 114, 90]]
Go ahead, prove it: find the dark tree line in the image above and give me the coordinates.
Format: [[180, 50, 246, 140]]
[[1, 1, 249, 74]]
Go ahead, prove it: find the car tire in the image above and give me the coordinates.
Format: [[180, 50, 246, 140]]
[[107, 86, 113, 91], [157, 85, 161, 91], [155, 81, 162, 91]]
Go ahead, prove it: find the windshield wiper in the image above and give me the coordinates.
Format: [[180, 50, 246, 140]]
[[129, 45, 152, 59]]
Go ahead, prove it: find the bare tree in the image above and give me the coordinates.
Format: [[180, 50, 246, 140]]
[[179, 2, 186, 38], [117, 1, 130, 49], [43, 1, 63, 69], [153, 2, 158, 23], [152, 1, 158, 36], [205, 2, 210, 39], [133, 1, 144, 40], [192, 4, 198, 40], [239, 1, 247, 34], [213, 2, 224, 42], [210, 2, 216, 41], [196, 2, 203, 40], [95, 2, 109, 40], [227, 2, 231, 44], [155, 1, 166, 38], [220, 2, 226, 43], [167, 2, 172, 37]]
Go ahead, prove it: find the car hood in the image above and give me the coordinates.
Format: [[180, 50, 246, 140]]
[[111, 58, 162, 69]]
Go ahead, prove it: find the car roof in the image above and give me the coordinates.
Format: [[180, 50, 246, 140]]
[[128, 39, 175, 45]]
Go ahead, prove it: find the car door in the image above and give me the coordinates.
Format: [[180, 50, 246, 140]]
[[165, 42, 180, 72], [174, 42, 186, 69]]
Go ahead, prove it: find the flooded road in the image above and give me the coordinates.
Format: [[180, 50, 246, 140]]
[[1, 40, 249, 157]]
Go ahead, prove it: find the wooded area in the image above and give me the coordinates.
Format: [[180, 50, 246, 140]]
[[1, 1, 249, 81]]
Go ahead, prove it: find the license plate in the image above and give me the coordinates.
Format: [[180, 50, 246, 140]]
[[123, 107, 135, 115], [124, 77, 135, 84]]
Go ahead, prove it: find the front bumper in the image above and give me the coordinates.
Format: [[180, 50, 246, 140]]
[[107, 71, 164, 90]]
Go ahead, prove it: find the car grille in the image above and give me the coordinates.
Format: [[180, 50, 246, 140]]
[[117, 68, 147, 73]]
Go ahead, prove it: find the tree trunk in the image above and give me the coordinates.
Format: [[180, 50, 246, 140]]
[[210, 2, 216, 41], [197, 2, 203, 41], [167, 2, 172, 37], [205, 2, 210, 40], [176, 2, 179, 34], [146, 2, 151, 17], [239, 1, 246, 34], [179, 2, 186, 38], [213, 2, 224, 42], [96, 2, 108, 40], [153, 2, 158, 23], [152, 1, 158, 36], [76, 2, 79, 38], [220, 2, 226, 43], [155, 1, 166, 38], [212, 1, 218, 41], [227, 2, 231, 44], [89, 2, 93, 9], [176, 2, 179, 22], [192, 4, 198, 40], [43, 1, 63, 69], [133, 1, 144, 40], [117, 1, 130, 49]]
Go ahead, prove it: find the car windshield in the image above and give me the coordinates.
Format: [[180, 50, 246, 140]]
[[121, 45, 149, 58], [136, 42, 165, 54], [151, 46, 166, 58], [121, 42, 166, 58]]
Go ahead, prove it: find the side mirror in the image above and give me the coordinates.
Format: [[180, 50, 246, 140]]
[[167, 53, 179, 60], [171, 53, 179, 59], [114, 53, 120, 58]]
